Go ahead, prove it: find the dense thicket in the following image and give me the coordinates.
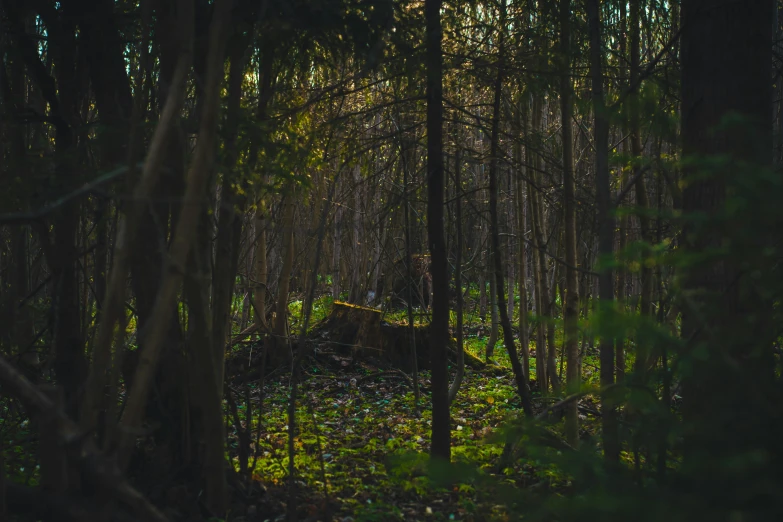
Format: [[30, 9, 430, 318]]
[[1, 0, 781, 520]]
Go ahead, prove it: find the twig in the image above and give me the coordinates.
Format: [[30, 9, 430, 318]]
[[355, 370, 414, 388], [535, 388, 598, 421], [609, 24, 684, 111]]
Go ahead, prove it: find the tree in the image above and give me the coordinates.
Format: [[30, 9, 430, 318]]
[[425, 0, 451, 462], [488, 0, 534, 416], [680, 0, 776, 513], [560, 0, 579, 447], [587, 0, 619, 465]]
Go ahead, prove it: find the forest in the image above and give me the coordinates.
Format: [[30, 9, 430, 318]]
[[0, 0, 781, 520]]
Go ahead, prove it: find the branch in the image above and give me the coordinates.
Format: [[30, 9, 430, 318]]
[[610, 24, 684, 110], [0, 164, 134, 225], [614, 163, 653, 207], [0, 354, 169, 522], [535, 388, 597, 420]]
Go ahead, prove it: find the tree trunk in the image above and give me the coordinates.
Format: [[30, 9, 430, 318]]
[[273, 193, 296, 365], [680, 0, 774, 505], [184, 205, 225, 515], [547, 233, 561, 393], [506, 173, 515, 320], [528, 95, 548, 393], [251, 51, 275, 331], [630, 0, 653, 378], [79, 0, 186, 438], [478, 207, 488, 321], [515, 125, 530, 381], [350, 164, 364, 304], [615, 0, 629, 384], [448, 144, 465, 404], [117, 0, 233, 482], [425, 0, 451, 462], [254, 203, 268, 329], [212, 36, 249, 398], [588, 0, 619, 464], [403, 141, 421, 410], [488, 0, 533, 416], [332, 178, 343, 301], [560, 0, 580, 447], [486, 260, 499, 360]]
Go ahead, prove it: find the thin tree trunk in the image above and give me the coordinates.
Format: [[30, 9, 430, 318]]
[[515, 129, 530, 381], [616, 167, 628, 381], [588, 0, 619, 464], [13, 227, 33, 354], [486, 259, 499, 360], [507, 172, 515, 320], [615, 0, 628, 384], [487, 0, 533, 415], [183, 204, 223, 512], [285, 157, 339, 522], [630, 0, 653, 376], [547, 233, 561, 394], [448, 145, 465, 404], [79, 0, 189, 436], [332, 178, 342, 300], [93, 200, 108, 316], [478, 205, 488, 321], [250, 52, 275, 332], [350, 163, 364, 303], [528, 95, 548, 393], [560, 0, 580, 447], [253, 201, 268, 328], [212, 36, 249, 398], [403, 146, 421, 411], [425, 0, 451, 462], [273, 193, 296, 364]]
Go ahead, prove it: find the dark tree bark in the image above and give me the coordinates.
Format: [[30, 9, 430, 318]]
[[448, 145, 465, 404], [680, 0, 775, 510], [630, 0, 653, 380], [515, 114, 530, 382], [117, 0, 232, 480], [486, 253, 499, 360], [425, 0, 451, 462], [17, 6, 85, 419], [212, 33, 251, 395], [75, 0, 133, 165], [587, 0, 619, 465], [402, 132, 421, 409], [560, 0, 580, 446], [615, 0, 629, 383], [528, 95, 548, 394]]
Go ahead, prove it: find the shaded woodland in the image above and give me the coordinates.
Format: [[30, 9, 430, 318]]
[[0, 0, 782, 521]]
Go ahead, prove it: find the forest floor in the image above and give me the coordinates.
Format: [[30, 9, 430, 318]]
[[225, 298, 603, 522], [0, 295, 603, 522]]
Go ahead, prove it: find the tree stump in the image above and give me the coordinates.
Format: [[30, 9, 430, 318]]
[[310, 301, 383, 355], [310, 301, 485, 373]]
